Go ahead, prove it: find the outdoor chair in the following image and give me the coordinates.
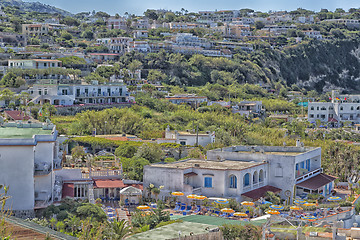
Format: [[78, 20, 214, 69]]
[[174, 204, 180, 211], [179, 204, 186, 212], [219, 212, 227, 217], [185, 205, 192, 213], [193, 206, 201, 214]]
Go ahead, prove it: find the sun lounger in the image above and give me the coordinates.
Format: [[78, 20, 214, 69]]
[[185, 205, 192, 213]]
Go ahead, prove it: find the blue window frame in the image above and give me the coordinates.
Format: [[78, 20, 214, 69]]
[[204, 177, 212, 188], [244, 173, 250, 187], [300, 161, 305, 169], [306, 159, 311, 171], [229, 175, 237, 188]]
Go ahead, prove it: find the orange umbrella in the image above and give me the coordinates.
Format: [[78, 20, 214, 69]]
[[187, 194, 198, 199], [234, 212, 248, 217], [196, 195, 207, 200], [290, 206, 303, 211], [241, 201, 255, 206], [303, 203, 316, 207], [221, 208, 235, 213], [137, 205, 150, 210], [266, 210, 280, 215], [171, 192, 184, 196]]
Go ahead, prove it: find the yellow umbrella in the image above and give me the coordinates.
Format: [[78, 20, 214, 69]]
[[221, 208, 235, 213], [137, 205, 151, 210], [187, 194, 198, 199], [290, 206, 303, 211], [172, 192, 184, 196], [196, 195, 207, 200], [303, 203, 316, 207], [266, 210, 280, 215], [241, 201, 255, 206], [234, 212, 248, 217]]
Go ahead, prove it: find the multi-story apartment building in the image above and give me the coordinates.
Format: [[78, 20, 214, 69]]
[[106, 16, 127, 30], [308, 90, 360, 125], [165, 94, 208, 107], [22, 23, 67, 36], [303, 30, 323, 39], [8, 59, 62, 69], [29, 82, 129, 105], [0, 122, 63, 218], [144, 145, 335, 203], [173, 33, 211, 49]]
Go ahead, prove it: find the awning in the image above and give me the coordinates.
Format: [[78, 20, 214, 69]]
[[120, 186, 142, 195], [296, 173, 337, 190], [328, 118, 338, 122], [242, 185, 282, 201], [94, 179, 125, 188], [184, 172, 198, 177]]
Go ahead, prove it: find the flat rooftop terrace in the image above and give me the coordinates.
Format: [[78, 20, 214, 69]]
[[151, 159, 265, 170], [0, 127, 52, 139]]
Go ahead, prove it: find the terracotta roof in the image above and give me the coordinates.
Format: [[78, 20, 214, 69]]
[[93, 179, 143, 190], [242, 185, 282, 200], [94, 179, 125, 188], [296, 173, 337, 190], [5, 110, 30, 121]]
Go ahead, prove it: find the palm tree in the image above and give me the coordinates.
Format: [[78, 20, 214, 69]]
[[110, 219, 131, 239]]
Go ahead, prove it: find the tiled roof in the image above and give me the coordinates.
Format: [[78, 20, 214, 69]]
[[5, 110, 30, 121], [242, 185, 282, 200], [296, 173, 337, 190]]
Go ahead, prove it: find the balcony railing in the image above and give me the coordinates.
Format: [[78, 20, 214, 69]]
[[296, 168, 322, 184], [34, 162, 51, 175], [82, 169, 122, 179]]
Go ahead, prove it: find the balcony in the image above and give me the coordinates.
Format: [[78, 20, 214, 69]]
[[34, 162, 51, 176], [296, 168, 322, 184], [82, 169, 122, 179]]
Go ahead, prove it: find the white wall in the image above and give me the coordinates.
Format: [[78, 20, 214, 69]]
[[0, 145, 35, 210]]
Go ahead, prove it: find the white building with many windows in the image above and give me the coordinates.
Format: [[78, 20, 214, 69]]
[[308, 90, 360, 125], [144, 145, 335, 203], [29, 82, 129, 105], [0, 122, 62, 218]]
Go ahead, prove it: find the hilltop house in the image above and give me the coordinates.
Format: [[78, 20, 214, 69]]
[[156, 126, 215, 147]]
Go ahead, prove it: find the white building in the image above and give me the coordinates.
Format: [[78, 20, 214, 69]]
[[29, 82, 129, 105], [8, 59, 62, 69], [157, 126, 215, 147], [303, 30, 323, 39], [308, 90, 360, 125], [144, 145, 336, 203], [232, 101, 264, 116], [0, 122, 62, 218], [165, 94, 208, 107]]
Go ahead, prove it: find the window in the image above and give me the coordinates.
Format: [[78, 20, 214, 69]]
[[204, 177, 212, 188], [317, 107, 319, 110], [259, 169, 264, 182], [229, 175, 237, 188], [351, 106, 354, 111], [357, 106, 360, 110], [306, 159, 311, 171], [300, 161, 305, 169], [180, 141, 186, 145], [310, 107, 314, 110], [321, 107, 326, 110], [340, 107, 343, 111], [243, 173, 250, 187], [253, 171, 258, 184], [310, 114, 314, 118]]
